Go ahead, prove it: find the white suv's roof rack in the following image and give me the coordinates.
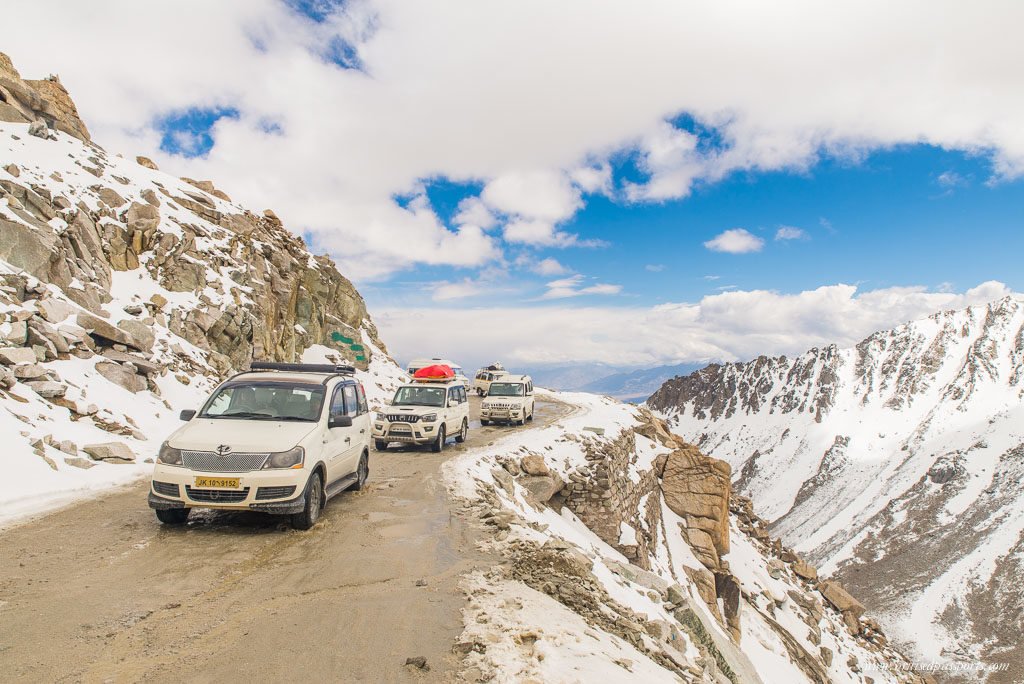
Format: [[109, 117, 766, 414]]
[[410, 375, 456, 384]]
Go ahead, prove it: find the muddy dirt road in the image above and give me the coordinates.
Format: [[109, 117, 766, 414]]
[[0, 396, 568, 683]]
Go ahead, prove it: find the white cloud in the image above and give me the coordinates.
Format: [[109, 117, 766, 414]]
[[704, 228, 764, 254], [453, 196, 498, 230], [645, 264, 666, 272], [774, 225, 808, 240], [541, 274, 622, 300], [376, 282, 1018, 370], [530, 257, 570, 276], [4, 1, 1024, 278]]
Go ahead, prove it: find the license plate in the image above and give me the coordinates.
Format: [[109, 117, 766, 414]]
[[194, 477, 241, 489], [390, 426, 411, 433]]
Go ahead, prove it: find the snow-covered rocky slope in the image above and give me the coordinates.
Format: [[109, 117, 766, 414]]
[[0, 54, 404, 525], [647, 297, 1024, 680], [444, 390, 925, 683]]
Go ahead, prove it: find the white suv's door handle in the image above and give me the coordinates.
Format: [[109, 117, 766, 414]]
[[345, 437, 351, 443], [359, 429, 365, 434]]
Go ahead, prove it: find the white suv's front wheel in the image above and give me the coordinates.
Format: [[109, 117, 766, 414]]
[[431, 425, 446, 453], [455, 419, 468, 443], [291, 471, 323, 530]]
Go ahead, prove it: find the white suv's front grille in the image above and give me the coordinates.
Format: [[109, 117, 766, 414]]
[[486, 403, 517, 410], [386, 414, 420, 423], [181, 450, 270, 472]]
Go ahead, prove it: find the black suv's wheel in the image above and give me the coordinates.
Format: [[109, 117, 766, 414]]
[[431, 425, 446, 453], [455, 419, 468, 443], [155, 508, 189, 525], [374, 439, 388, 451], [352, 451, 369, 491], [291, 471, 323, 530]]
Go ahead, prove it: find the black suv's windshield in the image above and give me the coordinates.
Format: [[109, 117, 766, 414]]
[[199, 382, 325, 422], [391, 386, 445, 407], [488, 382, 524, 397]]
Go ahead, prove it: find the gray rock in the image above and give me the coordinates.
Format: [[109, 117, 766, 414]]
[[97, 187, 126, 208], [83, 441, 135, 463], [518, 474, 564, 503], [0, 347, 36, 365], [27, 320, 69, 354], [13, 363, 48, 379], [27, 120, 50, 139], [4, 320, 28, 345], [37, 298, 74, 323], [76, 311, 139, 349], [95, 361, 147, 393], [116, 319, 155, 352], [25, 380, 65, 398], [100, 348, 162, 375], [63, 456, 96, 469], [0, 366, 15, 389]]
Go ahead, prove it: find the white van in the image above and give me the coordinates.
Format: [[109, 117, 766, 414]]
[[472, 368, 510, 396], [148, 362, 372, 530], [406, 357, 470, 387]]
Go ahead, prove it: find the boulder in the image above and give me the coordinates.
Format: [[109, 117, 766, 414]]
[[97, 187, 126, 208], [83, 441, 135, 463], [28, 119, 50, 138], [63, 456, 95, 470], [136, 156, 158, 170], [3, 163, 19, 177], [95, 361, 148, 393], [14, 363, 48, 379], [25, 380, 65, 398], [0, 365, 15, 389], [4, 320, 28, 345], [792, 559, 818, 581], [37, 297, 75, 323], [100, 348, 162, 375], [115, 319, 155, 352], [27, 319, 70, 354], [141, 188, 160, 207], [518, 473, 564, 503], [0, 347, 37, 365], [76, 311, 139, 349], [819, 580, 865, 619], [520, 454, 550, 476]]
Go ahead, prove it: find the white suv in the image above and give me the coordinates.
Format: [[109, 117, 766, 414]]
[[373, 379, 469, 452], [148, 362, 372, 530], [472, 368, 509, 396], [480, 375, 535, 426]]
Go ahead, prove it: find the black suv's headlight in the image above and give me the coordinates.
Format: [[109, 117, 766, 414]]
[[157, 442, 182, 465], [263, 446, 304, 469]]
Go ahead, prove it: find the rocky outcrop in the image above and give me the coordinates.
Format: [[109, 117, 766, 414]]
[[662, 445, 731, 571], [0, 52, 90, 142]]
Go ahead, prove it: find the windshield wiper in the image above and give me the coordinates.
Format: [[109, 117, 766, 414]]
[[275, 416, 314, 422], [206, 411, 275, 419]]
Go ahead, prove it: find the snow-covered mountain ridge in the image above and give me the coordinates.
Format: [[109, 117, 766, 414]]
[[648, 296, 1024, 680], [444, 391, 927, 683], [0, 53, 403, 524]]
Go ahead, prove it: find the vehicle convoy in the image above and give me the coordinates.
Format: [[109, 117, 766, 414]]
[[407, 357, 470, 388], [480, 375, 535, 426], [373, 370, 469, 452], [472, 364, 509, 396], [148, 362, 372, 530]]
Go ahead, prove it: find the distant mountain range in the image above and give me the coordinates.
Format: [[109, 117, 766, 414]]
[[647, 296, 1024, 678], [527, 362, 701, 402]]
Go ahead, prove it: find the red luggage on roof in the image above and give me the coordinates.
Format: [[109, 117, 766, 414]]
[[413, 364, 454, 380]]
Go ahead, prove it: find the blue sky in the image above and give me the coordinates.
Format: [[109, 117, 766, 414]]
[[9, 0, 1022, 370]]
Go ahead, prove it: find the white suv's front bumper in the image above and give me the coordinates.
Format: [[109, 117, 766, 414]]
[[372, 421, 440, 444], [148, 463, 312, 513]]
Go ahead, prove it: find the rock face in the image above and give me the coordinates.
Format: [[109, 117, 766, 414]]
[[649, 296, 1024, 675], [0, 53, 90, 142], [661, 445, 731, 570], [0, 51, 386, 375]]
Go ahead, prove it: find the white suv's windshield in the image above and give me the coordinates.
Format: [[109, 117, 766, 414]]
[[199, 382, 325, 421], [392, 385, 446, 407], [488, 382, 524, 397]]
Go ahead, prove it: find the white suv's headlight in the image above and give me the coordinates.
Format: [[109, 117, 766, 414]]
[[421, 413, 437, 422], [157, 442, 182, 465], [263, 446, 304, 469], [375, 411, 387, 421]]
